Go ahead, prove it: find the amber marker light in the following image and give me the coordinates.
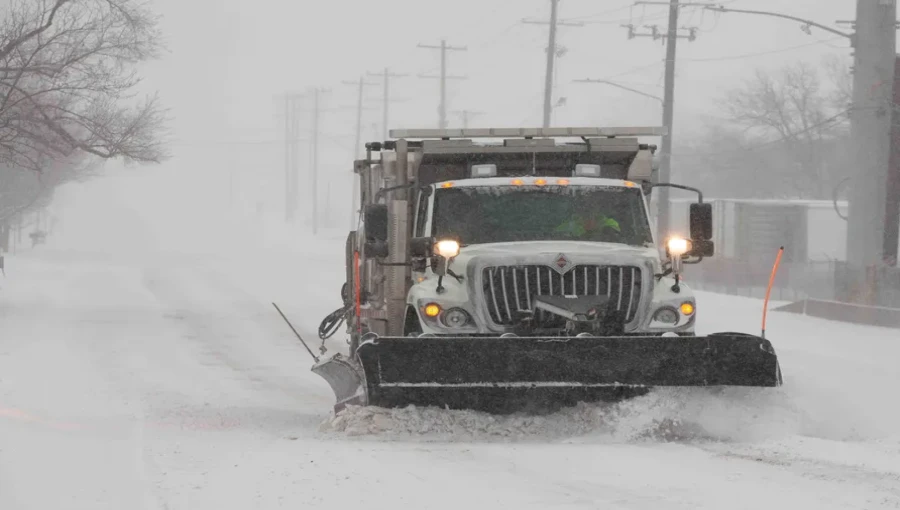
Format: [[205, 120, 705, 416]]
[[424, 303, 441, 318]]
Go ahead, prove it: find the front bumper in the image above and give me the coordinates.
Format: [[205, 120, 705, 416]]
[[409, 253, 696, 337]]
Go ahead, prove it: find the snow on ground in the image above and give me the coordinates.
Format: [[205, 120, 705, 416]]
[[2, 188, 900, 508], [322, 289, 900, 446]]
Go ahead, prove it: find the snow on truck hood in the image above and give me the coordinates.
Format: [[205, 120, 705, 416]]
[[450, 241, 662, 269]]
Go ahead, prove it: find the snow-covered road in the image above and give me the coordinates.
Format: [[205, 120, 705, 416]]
[[2, 243, 899, 509]]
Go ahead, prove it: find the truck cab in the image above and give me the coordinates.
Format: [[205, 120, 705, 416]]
[[406, 172, 699, 338], [350, 127, 714, 348]]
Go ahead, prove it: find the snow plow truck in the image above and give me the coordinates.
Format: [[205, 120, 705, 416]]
[[313, 127, 782, 414]]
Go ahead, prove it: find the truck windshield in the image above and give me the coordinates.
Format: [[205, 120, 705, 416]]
[[432, 185, 654, 246]]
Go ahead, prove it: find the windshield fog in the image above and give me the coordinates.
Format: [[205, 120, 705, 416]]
[[432, 185, 654, 247]]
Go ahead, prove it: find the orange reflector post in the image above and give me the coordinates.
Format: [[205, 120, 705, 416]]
[[424, 303, 441, 317], [761, 246, 785, 339]]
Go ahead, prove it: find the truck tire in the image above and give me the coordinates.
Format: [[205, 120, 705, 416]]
[[345, 230, 357, 303]]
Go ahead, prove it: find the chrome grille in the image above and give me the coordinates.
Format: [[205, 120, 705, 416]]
[[481, 265, 643, 326]]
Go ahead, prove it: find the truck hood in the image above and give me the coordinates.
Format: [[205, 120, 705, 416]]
[[450, 241, 662, 272]]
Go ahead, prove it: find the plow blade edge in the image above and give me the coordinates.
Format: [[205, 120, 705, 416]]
[[349, 333, 782, 414]]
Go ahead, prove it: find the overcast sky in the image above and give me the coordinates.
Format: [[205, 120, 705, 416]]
[[147, 0, 857, 137], [55, 0, 871, 240]]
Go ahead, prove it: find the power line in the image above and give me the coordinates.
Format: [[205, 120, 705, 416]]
[[573, 78, 662, 103], [558, 3, 634, 22], [682, 37, 846, 62], [602, 60, 666, 80], [673, 109, 851, 158]]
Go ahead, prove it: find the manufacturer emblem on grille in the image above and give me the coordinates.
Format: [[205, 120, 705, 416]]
[[552, 253, 573, 274]]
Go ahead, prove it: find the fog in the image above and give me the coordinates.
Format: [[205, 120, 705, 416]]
[[38, 0, 858, 252], [5, 3, 900, 509]]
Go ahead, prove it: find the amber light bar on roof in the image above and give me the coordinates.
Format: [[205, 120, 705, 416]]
[[388, 127, 668, 139]]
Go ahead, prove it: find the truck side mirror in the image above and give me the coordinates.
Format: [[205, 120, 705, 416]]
[[363, 204, 389, 258], [689, 203, 712, 240], [364, 204, 388, 243], [690, 239, 715, 257], [409, 237, 435, 259]]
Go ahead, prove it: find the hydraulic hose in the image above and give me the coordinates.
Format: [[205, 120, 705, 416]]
[[318, 303, 353, 341]]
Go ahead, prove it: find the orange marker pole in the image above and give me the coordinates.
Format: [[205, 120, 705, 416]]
[[761, 246, 785, 339]]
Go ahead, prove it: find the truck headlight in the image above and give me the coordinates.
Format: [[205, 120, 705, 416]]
[[666, 237, 692, 258], [434, 239, 460, 259], [440, 307, 471, 328], [652, 307, 679, 324]]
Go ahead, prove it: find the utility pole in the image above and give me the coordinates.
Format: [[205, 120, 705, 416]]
[[310, 88, 323, 234], [418, 40, 468, 129], [886, 55, 900, 267], [542, 0, 560, 128], [278, 92, 305, 223], [452, 110, 485, 129], [627, 1, 701, 241], [659, 0, 681, 242], [368, 68, 407, 139], [292, 87, 332, 234], [846, 0, 898, 267], [342, 76, 377, 230], [704, 4, 898, 268], [524, 1, 583, 128]]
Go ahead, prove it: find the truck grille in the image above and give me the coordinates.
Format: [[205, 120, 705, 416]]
[[481, 265, 643, 326]]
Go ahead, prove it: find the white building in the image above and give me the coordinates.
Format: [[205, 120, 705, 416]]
[[667, 197, 857, 263]]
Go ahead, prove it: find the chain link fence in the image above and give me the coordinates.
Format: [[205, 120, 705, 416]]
[[683, 258, 900, 309]]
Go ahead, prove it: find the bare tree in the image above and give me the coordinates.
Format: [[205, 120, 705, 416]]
[[0, 153, 96, 224], [679, 60, 850, 200], [676, 125, 805, 200], [823, 54, 853, 112], [0, 0, 168, 173]]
